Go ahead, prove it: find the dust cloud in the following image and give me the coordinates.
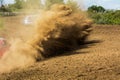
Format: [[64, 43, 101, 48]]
[[0, 4, 93, 73]]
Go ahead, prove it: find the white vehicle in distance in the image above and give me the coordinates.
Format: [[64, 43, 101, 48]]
[[23, 15, 38, 25]]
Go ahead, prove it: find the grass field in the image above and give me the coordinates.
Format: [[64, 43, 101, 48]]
[[0, 16, 120, 80]]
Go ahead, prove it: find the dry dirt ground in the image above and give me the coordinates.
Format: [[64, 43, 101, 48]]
[[0, 16, 120, 80]]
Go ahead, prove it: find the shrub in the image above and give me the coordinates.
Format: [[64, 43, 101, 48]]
[[88, 5, 120, 25], [88, 10, 120, 25]]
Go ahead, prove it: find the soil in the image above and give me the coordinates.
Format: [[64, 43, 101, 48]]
[[0, 16, 120, 80]]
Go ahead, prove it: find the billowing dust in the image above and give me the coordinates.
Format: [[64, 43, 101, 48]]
[[0, 4, 93, 73]]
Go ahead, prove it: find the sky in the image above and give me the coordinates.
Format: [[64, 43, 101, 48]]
[[3, 0, 120, 10]]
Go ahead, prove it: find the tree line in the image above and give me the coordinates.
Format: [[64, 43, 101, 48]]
[[0, 0, 42, 12], [0, 0, 66, 12], [0, 0, 120, 25], [0, 0, 80, 11], [88, 5, 120, 25]]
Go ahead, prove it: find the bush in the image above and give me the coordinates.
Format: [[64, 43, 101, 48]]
[[88, 10, 120, 25], [87, 5, 120, 25]]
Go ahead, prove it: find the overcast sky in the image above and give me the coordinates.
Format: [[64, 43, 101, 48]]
[[3, 0, 120, 10]]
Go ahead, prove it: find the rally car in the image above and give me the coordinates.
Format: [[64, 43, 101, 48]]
[[0, 38, 9, 58]]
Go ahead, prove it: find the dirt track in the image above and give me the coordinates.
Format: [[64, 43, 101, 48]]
[[1, 20, 120, 80], [0, 17, 120, 80]]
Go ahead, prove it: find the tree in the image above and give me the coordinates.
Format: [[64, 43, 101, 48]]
[[25, 0, 42, 9], [14, 0, 25, 9], [8, 0, 42, 11], [0, 0, 10, 12], [45, 0, 64, 10], [88, 5, 105, 13], [88, 6, 120, 25], [97, 6, 105, 12], [0, 0, 4, 6]]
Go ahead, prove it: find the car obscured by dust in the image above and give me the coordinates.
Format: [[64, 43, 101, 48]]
[[0, 4, 93, 73]]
